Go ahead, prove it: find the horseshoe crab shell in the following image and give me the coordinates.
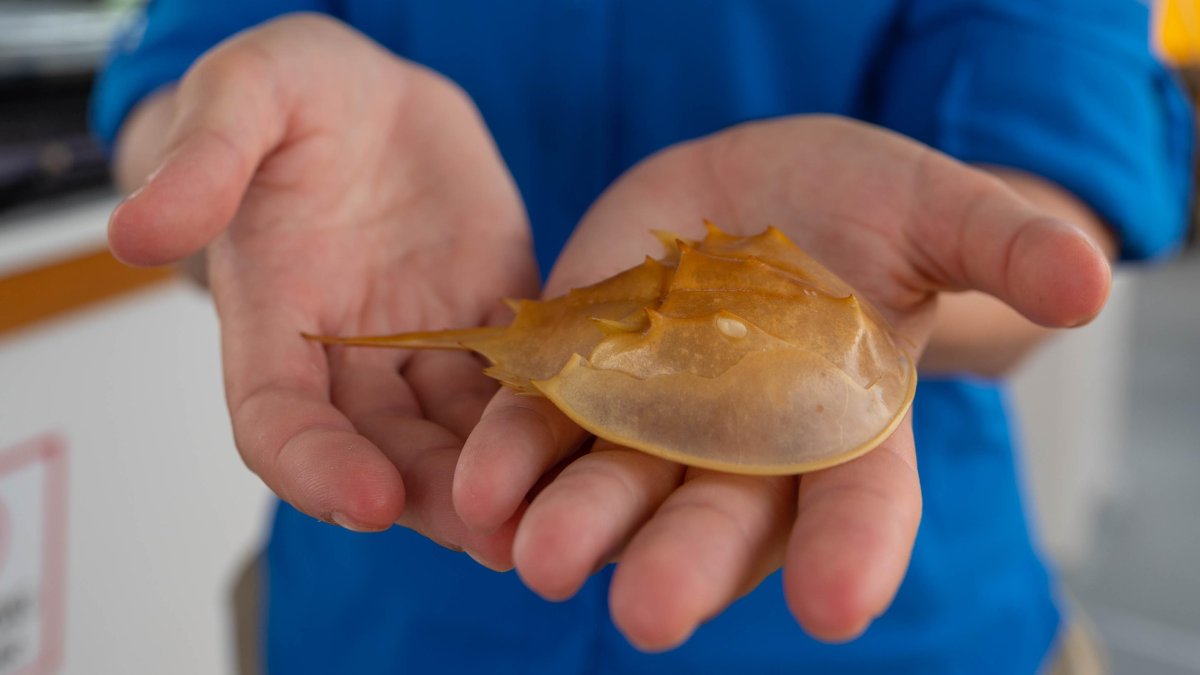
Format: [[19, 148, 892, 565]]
[[308, 223, 916, 475]]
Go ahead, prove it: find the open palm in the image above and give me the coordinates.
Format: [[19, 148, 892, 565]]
[[109, 16, 537, 566], [453, 116, 1111, 647]]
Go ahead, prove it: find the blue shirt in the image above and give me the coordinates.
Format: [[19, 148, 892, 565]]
[[93, 2, 1192, 673]]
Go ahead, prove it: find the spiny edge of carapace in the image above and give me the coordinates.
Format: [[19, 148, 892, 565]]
[[590, 315, 649, 336], [670, 246, 836, 296], [649, 229, 697, 261], [697, 221, 794, 251], [555, 256, 672, 306]]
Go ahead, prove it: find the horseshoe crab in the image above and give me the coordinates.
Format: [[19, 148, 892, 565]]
[[307, 223, 916, 474]]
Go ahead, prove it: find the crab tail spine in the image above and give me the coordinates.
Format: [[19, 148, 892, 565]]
[[301, 327, 502, 351]]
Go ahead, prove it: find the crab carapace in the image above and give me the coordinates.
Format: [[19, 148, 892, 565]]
[[306, 223, 916, 475]]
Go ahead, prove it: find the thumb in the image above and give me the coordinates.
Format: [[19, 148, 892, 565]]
[[908, 157, 1113, 328], [108, 43, 286, 266]]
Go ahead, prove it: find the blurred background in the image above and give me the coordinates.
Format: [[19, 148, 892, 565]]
[[0, 1, 1196, 674]]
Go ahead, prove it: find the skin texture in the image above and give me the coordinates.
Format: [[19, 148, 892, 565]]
[[110, 15, 539, 568], [452, 120, 1115, 649], [110, 15, 1116, 652]]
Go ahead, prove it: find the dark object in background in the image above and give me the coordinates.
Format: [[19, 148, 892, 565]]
[[0, 1, 138, 215], [0, 73, 110, 212]]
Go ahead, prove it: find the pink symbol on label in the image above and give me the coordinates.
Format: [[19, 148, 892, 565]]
[[0, 499, 9, 576]]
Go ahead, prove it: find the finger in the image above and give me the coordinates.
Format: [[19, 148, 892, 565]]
[[907, 155, 1111, 327], [392, 442, 521, 571], [454, 390, 589, 533], [109, 41, 286, 266], [608, 471, 797, 652], [403, 350, 499, 440], [222, 302, 406, 532], [403, 296, 529, 441], [330, 347, 518, 568], [512, 444, 683, 600], [783, 420, 921, 642]]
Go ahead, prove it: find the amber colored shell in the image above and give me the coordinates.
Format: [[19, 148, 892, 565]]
[[308, 223, 916, 475]]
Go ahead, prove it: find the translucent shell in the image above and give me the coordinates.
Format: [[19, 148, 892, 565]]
[[308, 224, 916, 475]]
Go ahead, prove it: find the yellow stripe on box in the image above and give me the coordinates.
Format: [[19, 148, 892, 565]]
[[0, 249, 175, 335]]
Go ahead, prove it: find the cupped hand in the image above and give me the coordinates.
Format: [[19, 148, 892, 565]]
[[109, 15, 537, 566], [453, 116, 1110, 647]]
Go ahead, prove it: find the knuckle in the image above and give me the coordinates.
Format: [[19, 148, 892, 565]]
[[402, 62, 481, 113], [267, 11, 344, 37], [187, 37, 274, 96]]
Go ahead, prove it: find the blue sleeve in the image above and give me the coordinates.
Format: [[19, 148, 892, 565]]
[[871, 0, 1194, 261], [90, 0, 334, 147]]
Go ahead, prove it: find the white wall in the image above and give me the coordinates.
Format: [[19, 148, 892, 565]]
[[0, 278, 270, 675], [1011, 274, 1136, 569]]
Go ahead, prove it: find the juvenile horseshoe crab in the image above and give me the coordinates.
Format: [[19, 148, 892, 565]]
[[306, 223, 916, 475]]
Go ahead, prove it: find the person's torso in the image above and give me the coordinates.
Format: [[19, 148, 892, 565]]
[[266, 3, 1060, 673], [344, 1, 897, 268]]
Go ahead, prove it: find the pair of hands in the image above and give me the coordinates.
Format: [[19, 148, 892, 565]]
[[109, 15, 1111, 649]]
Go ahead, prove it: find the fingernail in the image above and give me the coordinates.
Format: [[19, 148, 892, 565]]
[[116, 166, 157, 207], [466, 549, 512, 573], [108, 190, 136, 226], [331, 511, 375, 533], [126, 181, 148, 201]]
